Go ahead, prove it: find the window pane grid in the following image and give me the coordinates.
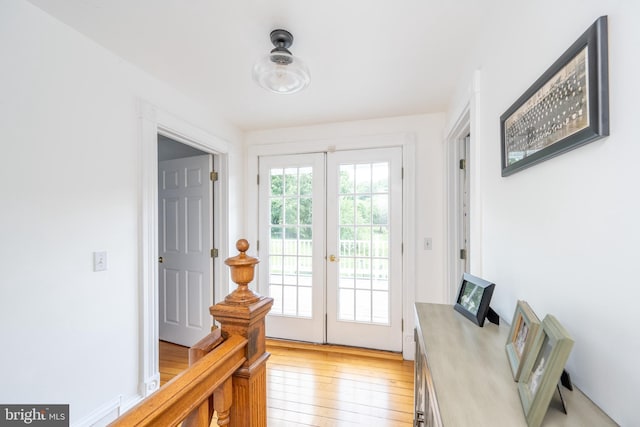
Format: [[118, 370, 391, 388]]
[[337, 161, 390, 325], [268, 166, 313, 318]]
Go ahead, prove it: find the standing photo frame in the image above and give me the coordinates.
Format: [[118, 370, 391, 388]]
[[506, 300, 541, 381], [500, 16, 609, 177], [517, 314, 574, 427], [453, 273, 496, 327]]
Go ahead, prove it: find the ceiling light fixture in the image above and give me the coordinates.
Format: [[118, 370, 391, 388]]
[[252, 29, 310, 94]]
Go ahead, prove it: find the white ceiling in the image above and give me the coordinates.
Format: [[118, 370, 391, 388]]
[[27, 0, 488, 131]]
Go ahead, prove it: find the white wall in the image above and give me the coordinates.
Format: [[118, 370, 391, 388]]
[[0, 1, 241, 425], [245, 113, 447, 358], [448, 1, 640, 425]]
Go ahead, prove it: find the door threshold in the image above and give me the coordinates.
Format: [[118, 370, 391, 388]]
[[266, 338, 403, 361]]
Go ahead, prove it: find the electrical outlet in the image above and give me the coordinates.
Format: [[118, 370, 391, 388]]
[[93, 251, 107, 272]]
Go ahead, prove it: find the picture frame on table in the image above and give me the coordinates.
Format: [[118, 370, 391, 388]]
[[500, 15, 609, 177], [506, 300, 541, 381], [517, 314, 574, 427], [453, 273, 496, 327]]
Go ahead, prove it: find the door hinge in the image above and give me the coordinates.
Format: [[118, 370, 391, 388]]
[[211, 248, 219, 258], [256, 240, 259, 251], [460, 249, 467, 260], [402, 318, 404, 332], [459, 159, 466, 170], [401, 243, 404, 254], [257, 174, 260, 185], [401, 167, 404, 179], [210, 171, 218, 182]]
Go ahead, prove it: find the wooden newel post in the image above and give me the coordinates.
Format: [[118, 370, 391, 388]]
[[210, 239, 273, 427]]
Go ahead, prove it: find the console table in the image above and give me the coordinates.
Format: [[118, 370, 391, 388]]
[[414, 303, 616, 426]]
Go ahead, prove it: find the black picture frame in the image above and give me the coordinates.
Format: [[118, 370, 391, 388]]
[[453, 273, 496, 327], [500, 16, 609, 177]]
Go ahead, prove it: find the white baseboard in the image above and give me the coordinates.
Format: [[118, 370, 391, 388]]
[[403, 333, 416, 360], [72, 394, 143, 427]]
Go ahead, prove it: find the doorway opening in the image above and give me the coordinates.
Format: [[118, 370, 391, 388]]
[[157, 135, 215, 347], [138, 102, 230, 397], [446, 106, 472, 303]]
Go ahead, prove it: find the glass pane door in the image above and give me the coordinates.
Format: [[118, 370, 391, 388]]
[[337, 162, 391, 324], [258, 153, 325, 343], [326, 147, 403, 351], [258, 148, 403, 351], [268, 166, 313, 317]]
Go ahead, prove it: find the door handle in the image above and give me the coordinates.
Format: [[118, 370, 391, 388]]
[[158, 256, 164, 263], [328, 254, 339, 262]]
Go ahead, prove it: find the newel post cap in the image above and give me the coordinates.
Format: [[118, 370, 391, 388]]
[[224, 239, 261, 304]]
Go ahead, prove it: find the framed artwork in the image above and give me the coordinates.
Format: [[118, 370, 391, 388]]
[[500, 16, 609, 177], [517, 314, 574, 427], [505, 301, 541, 381], [453, 273, 496, 327]]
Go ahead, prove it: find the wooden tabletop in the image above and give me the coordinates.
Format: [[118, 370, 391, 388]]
[[414, 303, 616, 427]]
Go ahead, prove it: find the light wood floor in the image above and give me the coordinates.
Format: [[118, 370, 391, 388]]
[[159, 340, 415, 426]]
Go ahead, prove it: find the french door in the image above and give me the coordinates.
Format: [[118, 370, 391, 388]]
[[326, 148, 403, 351], [258, 148, 403, 351], [258, 154, 326, 343]]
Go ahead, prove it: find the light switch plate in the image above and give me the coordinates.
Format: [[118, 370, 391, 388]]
[[93, 251, 107, 271]]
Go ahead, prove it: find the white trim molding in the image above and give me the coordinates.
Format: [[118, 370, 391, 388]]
[[401, 135, 417, 361], [72, 393, 144, 427], [136, 100, 231, 400], [445, 104, 470, 304], [444, 69, 481, 302]]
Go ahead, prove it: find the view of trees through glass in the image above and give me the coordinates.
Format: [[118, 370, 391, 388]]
[[267, 162, 391, 324], [337, 163, 390, 324], [268, 167, 313, 317]]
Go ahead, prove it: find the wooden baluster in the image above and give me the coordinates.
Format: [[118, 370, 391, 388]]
[[210, 239, 273, 427], [182, 329, 224, 427], [213, 377, 233, 426], [181, 401, 210, 427]]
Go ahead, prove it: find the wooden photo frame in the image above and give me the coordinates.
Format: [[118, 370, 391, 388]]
[[517, 315, 574, 427], [506, 301, 541, 381], [453, 273, 496, 327], [500, 16, 609, 177]]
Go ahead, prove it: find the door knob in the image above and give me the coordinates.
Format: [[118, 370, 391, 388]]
[[158, 256, 164, 263], [329, 254, 338, 262]]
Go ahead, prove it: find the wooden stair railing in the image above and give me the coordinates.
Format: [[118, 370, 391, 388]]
[[182, 328, 225, 426], [109, 335, 246, 427], [110, 239, 273, 427]]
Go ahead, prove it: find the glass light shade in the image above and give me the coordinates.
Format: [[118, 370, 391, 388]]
[[252, 51, 310, 94]]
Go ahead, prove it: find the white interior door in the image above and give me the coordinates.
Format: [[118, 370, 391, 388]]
[[326, 148, 403, 351], [258, 154, 325, 343], [158, 154, 213, 347]]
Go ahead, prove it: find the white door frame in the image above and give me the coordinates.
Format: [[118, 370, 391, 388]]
[[137, 101, 230, 397], [445, 106, 470, 303], [246, 133, 416, 359], [445, 70, 482, 303]]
